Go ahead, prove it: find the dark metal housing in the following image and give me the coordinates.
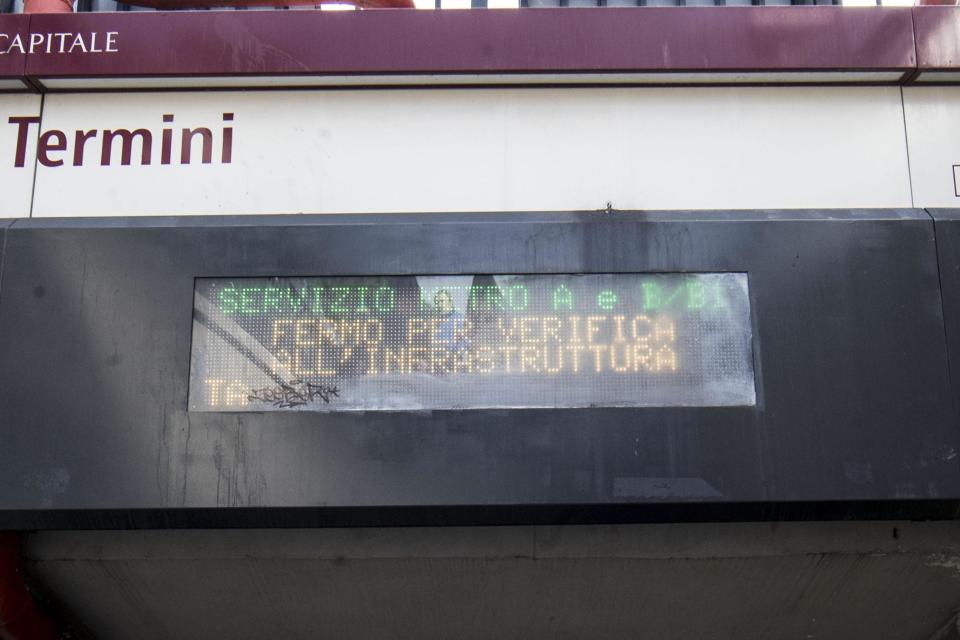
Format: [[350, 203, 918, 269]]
[[0, 210, 957, 529]]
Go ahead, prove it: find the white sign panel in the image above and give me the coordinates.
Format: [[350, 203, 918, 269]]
[[1, 94, 40, 218], [28, 87, 911, 217], [904, 87, 960, 208]]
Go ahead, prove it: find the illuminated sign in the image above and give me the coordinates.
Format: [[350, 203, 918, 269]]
[[188, 273, 755, 411]]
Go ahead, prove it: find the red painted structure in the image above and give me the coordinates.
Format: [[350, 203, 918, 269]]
[[0, 534, 57, 639], [23, 0, 413, 13], [22, 0, 72, 13]]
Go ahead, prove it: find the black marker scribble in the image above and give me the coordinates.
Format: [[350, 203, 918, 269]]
[[248, 380, 340, 409]]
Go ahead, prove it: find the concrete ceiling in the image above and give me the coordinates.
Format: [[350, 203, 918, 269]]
[[22, 521, 960, 640]]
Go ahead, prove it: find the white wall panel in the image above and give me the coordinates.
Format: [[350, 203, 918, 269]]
[[1, 94, 41, 218], [904, 87, 960, 208], [30, 87, 911, 217]]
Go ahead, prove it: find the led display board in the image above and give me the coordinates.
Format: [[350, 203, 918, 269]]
[[188, 273, 755, 411]]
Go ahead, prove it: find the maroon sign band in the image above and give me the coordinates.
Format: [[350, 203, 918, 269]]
[[1, 7, 960, 89], [25, 8, 915, 78], [915, 6, 960, 71]]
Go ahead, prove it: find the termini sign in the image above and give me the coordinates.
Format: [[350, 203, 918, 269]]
[[1, 87, 919, 217], [7, 112, 234, 167], [3, 88, 960, 215]]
